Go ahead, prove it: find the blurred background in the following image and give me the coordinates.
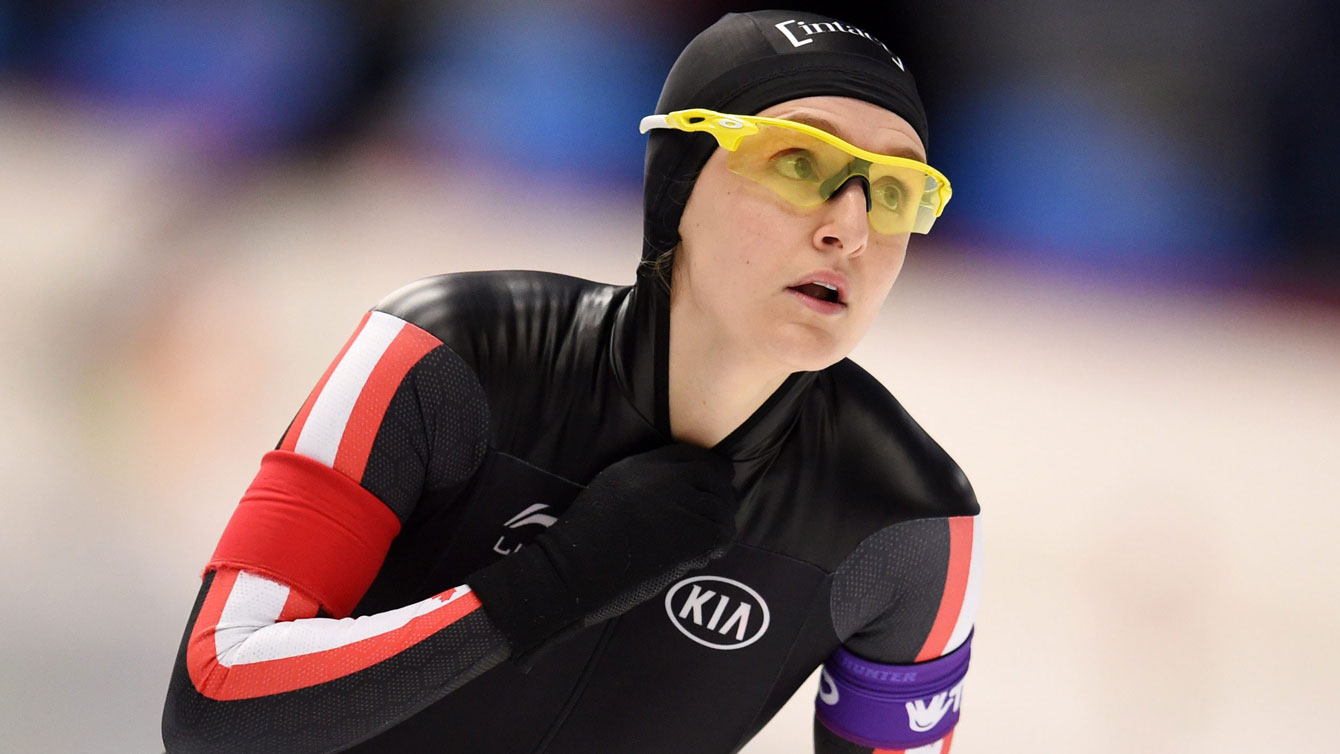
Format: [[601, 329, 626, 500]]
[[1, 1, 1337, 751]]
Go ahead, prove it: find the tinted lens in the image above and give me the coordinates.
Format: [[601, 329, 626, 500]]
[[867, 167, 944, 234], [724, 123, 943, 234], [724, 125, 847, 207]]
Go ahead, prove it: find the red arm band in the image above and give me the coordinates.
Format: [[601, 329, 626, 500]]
[[207, 449, 402, 618]]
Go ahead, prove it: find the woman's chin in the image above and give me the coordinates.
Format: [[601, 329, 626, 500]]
[[764, 328, 851, 373]]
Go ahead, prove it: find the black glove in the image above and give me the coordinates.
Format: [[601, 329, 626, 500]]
[[468, 443, 737, 655]]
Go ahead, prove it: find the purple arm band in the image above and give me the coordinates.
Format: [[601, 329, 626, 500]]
[[814, 632, 972, 750]]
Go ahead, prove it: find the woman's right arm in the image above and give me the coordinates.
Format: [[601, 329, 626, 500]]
[[161, 306, 740, 754], [162, 311, 506, 754]]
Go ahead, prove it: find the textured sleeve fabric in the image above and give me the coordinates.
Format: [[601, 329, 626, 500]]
[[272, 310, 488, 521], [163, 311, 504, 753], [163, 568, 509, 754], [207, 310, 488, 617], [815, 515, 982, 753], [830, 516, 982, 663]]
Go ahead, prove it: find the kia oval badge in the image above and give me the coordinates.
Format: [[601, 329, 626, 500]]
[[664, 575, 770, 650]]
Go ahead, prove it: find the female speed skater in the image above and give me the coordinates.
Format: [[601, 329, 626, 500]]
[[162, 9, 982, 754]]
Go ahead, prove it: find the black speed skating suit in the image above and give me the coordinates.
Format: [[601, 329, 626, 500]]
[[162, 270, 981, 754]]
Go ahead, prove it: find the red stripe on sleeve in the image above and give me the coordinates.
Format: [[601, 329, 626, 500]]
[[207, 450, 402, 618], [277, 585, 321, 623], [332, 322, 441, 483], [916, 516, 975, 661], [199, 588, 483, 701], [941, 727, 955, 753], [185, 568, 237, 694], [185, 569, 483, 701], [280, 312, 372, 452]]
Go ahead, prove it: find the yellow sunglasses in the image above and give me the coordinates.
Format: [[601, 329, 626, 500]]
[[640, 108, 952, 235]]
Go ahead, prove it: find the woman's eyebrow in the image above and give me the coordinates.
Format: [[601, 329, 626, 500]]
[[773, 112, 926, 162]]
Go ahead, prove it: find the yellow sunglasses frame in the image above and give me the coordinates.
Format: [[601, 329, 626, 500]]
[[639, 108, 953, 225]]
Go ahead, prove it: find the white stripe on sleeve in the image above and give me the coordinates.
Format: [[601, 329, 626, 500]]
[[215, 571, 474, 667], [214, 571, 290, 666], [945, 517, 983, 653], [294, 311, 405, 467]]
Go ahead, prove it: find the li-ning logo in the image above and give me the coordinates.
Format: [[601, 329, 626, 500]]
[[664, 576, 770, 650], [492, 503, 557, 556], [906, 680, 964, 732], [773, 19, 905, 71]]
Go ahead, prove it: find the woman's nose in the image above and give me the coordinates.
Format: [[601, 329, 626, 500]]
[[813, 177, 871, 255], [837, 175, 873, 212]]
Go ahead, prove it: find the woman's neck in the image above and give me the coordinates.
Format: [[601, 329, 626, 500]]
[[667, 298, 790, 448]]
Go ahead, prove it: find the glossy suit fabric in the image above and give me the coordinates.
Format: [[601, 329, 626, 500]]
[[333, 269, 980, 752]]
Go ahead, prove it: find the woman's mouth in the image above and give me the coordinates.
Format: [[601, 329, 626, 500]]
[[787, 282, 847, 314], [786, 271, 848, 315], [789, 281, 841, 303]]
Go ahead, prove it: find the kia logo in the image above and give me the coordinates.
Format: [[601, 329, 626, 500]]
[[664, 576, 770, 650]]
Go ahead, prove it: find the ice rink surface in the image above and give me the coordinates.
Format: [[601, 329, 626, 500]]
[[2, 96, 1337, 752]]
